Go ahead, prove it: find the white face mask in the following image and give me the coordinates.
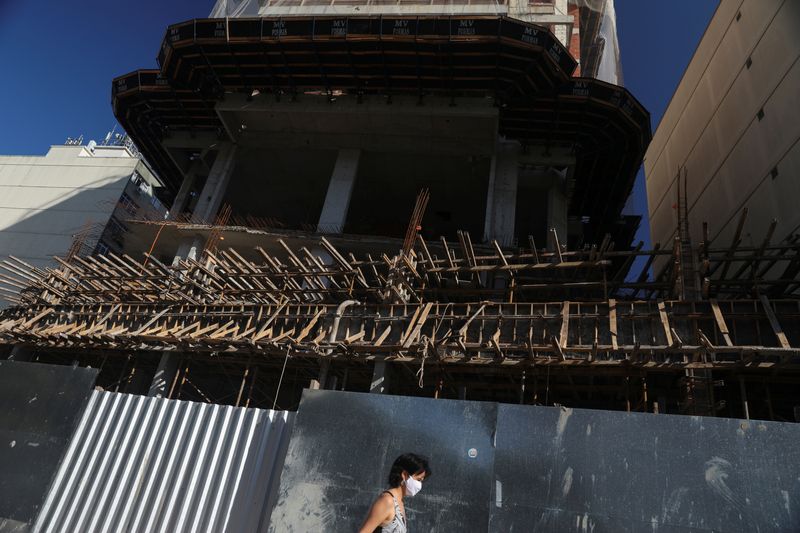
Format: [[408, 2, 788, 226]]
[[403, 476, 422, 497]]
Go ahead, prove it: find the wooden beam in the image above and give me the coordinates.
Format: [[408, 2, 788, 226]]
[[528, 236, 540, 264], [550, 228, 563, 264], [709, 299, 733, 347], [759, 295, 791, 349], [608, 299, 618, 350], [559, 301, 570, 349], [657, 300, 673, 346]]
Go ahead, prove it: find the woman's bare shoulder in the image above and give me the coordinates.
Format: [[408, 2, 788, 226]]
[[376, 492, 394, 506], [370, 492, 394, 522]]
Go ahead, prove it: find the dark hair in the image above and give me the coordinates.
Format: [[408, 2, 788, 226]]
[[388, 453, 431, 488]]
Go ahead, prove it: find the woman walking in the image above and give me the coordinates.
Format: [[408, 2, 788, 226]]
[[358, 453, 431, 533]]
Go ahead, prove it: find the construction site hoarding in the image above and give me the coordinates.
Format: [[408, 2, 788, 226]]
[[271, 389, 800, 532], [33, 391, 294, 533], [0, 361, 97, 531]]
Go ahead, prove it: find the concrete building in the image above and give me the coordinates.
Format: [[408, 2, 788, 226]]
[[210, 0, 624, 84], [0, 141, 166, 281], [5, 0, 800, 423], [645, 0, 800, 259], [3, 3, 800, 530], [111, 1, 646, 258]]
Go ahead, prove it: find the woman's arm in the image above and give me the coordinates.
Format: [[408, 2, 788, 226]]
[[357, 494, 392, 533]]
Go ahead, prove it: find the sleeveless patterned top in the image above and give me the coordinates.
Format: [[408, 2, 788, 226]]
[[379, 490, 407, 533]]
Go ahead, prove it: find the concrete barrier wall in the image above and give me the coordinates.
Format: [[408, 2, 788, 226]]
[[271, 390, 800, 532]]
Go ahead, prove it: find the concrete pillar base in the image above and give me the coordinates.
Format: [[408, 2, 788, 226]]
[[484, 141, 520, 245], [317, 148, 361, 234], [172, 236, 205, 265], [370, 357, 393, 394], [9, 345, 33, 362], [193, 142, 237, 224], [148, 352, 181, 398]]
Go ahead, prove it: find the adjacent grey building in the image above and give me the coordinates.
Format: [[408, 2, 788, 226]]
[[645, 0, 800, 255], [0, 141, 167, 306]]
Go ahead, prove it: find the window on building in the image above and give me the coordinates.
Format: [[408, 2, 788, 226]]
[[119, 192, 139, 217], [95, 241, 110, 256]]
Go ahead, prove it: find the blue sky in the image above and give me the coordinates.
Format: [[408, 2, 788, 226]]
[[616, 0, 719, 247], [0, 0, 718, 241]]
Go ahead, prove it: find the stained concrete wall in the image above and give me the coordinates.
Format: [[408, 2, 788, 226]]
[[645, 0, 800, 254], [270, 389, 800, 532]]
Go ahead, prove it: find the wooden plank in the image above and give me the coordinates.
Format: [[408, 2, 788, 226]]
[[559, 301, 570, 349], [252, 300, 289, 341], [399, 305, 424, 345], [344, 330, 366, 344], [527, 236, 540, 264], [759, 295, 791, 349], [416, 235, 441, 285], [21, 308, 54, 329], [294, 308, 324, 343], [657, 300, 674, 346], [709, 299, 733, 347], [458, 304, 487, 338], [549, 228, 563, 264], [550, 336, 566, 360], [457, 230, 476, 268], [131, 307, 172, 335], [608, 299, 618, 350], [402, 302, 434, 348], [374, 325, 392, 347]]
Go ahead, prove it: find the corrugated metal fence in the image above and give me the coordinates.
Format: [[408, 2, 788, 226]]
[[34, 391, 294, 533]]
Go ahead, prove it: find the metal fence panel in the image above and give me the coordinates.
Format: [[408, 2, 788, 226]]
[[34, 391, 293, 533]]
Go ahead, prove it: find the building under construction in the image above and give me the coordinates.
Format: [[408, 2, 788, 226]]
[[1, 1, 800, 531]]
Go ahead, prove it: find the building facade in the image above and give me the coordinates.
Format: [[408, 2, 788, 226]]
[[112, 0, 646, 258], [0, 142, 167, 306], [2, 0, 799, 434], [645, 0, 800, 260], [3, 3, 800, 530]]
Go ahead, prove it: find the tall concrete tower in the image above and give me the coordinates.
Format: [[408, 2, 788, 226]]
[[112, 0, 647, 252]]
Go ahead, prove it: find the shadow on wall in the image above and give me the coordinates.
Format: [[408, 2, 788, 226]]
[[0, 175, 131, 306], [0, 174, 132, 262]]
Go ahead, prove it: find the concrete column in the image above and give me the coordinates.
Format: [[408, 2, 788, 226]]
[[317, 149, 361, 233], [148, 352, 180, 398], [318, 359, 331, 390], [484, 141, 519, 245], [171, 143, 236, 264], [370, 357, 392, 394], [547, 180, 568, 249], [9, 345, 32, 362], [193, 142, 237, 223], [152, 147, 236, 393], [169, 172, 196, 219], [173, 236, 205, 264]]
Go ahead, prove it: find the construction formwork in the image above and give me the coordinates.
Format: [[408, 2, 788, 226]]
[[2, 219, 799, 421]]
